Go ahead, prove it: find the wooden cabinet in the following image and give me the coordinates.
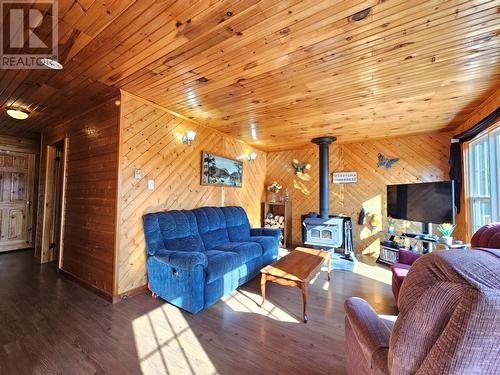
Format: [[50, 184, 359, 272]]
[[263, 201, 292, 249], [0, 151, 36, 252]]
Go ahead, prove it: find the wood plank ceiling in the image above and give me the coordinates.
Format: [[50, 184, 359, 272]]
[[0, 0, 499, 151]]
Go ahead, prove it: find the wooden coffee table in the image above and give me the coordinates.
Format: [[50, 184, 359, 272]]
[[260, 247, 331, 323]]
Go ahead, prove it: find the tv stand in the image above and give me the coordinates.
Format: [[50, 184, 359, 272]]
[[378, 231, 470, 265], [422, 222, 433, 254], [401, 223, 435, 252]]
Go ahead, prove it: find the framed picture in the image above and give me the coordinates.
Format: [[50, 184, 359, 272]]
[[201, 151, 243, 187]]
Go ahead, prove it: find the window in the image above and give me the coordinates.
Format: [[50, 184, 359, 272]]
[[468, 126, 500, 233]]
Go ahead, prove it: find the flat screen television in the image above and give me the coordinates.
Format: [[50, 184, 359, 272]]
[[387, 181, 455, 224]]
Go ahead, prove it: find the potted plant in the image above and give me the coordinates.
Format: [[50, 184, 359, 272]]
[[387, 217, 396, 234], [267, 181, 282, 203], [437, 223, 456, 246]]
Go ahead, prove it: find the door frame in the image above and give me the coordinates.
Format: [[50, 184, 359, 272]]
[[0, 151, 36, 252], [39, 138, 68, 266]]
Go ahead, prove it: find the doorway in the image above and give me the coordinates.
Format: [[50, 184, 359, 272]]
[[40, 139, 67, 267], [0, 151, 36, 252]]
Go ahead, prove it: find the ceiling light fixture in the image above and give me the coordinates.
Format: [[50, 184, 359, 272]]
[[248, 152, 257, 161], [6, 107, 29, 120], [40, 57, 63, 70]]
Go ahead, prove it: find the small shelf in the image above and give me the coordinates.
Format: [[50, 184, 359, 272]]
[[263, 201, 292, 249]]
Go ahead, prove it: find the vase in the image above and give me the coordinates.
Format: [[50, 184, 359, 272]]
[[388, 226, 395, 234], [283, 188, 289, 202], [270, 192, 277, 203], [443, 236, 453, 246]]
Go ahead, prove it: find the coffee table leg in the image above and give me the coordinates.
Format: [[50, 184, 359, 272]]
[[260, 273, 266, 307], [301, 283, 308, 323], [327, 252, 331, 281]]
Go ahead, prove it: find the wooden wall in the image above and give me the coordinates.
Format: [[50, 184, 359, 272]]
[[36, 97, 120, 298], [266, 132, 451, 254], [117, 92, 266, 295], [29, 87, 496, 298], [0, 135, 40, 154], [453, 88, 500, 242]]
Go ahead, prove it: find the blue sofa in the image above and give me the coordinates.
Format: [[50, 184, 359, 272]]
[[144, 206, 281, 313]]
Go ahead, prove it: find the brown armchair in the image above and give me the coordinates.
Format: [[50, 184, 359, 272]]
[[345, 248, 500, 374]]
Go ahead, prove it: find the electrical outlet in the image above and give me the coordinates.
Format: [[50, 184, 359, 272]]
[[148, 179, 155, 191], [133, 168, 142, 180]]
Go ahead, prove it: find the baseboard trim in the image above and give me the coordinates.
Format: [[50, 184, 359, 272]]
[[113, 284, 148, 303], [59, 269, 114, 303]]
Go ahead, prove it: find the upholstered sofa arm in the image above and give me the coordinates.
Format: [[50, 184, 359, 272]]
[[154, 249, 208, 270], [344, 297, 391, 368], [250, 227, 282, 240], [398, 249, 421, 265]]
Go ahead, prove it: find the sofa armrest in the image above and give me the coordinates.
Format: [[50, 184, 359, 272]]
[[154, 249, 208, 271], [250, 227, 282, 241], [344, 297, 391, 368], [398, 249, 421, 265]]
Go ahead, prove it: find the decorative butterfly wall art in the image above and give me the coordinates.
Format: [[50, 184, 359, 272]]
[[291, 159, 312, 181], [377, 153, 399, 169], [292, 160, 311, 174]]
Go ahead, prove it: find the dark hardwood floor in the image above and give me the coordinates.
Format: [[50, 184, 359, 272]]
[[0, 250, 397, 375]]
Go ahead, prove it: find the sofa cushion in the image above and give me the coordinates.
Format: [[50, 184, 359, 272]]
[[192, 207, 230, 249], [248, 236, 278, 255], [144, 210, 205, 255], [205, 250, 243, 283], [220, 206, 251, 241], [212, 242, 263, 263]]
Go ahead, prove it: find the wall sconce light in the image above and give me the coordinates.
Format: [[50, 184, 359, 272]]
[[247, 152, 257, 161], [182, 130, 197, 145]]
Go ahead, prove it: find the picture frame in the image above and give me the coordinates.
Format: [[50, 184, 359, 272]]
[[201, 151, 243, 187]]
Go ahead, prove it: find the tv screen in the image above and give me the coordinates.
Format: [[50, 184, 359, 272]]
[[387, 181, 455, 224]]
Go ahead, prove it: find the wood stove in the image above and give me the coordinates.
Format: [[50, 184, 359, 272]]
[[301, 136, 353, 258], [302, 216, 343, 248]]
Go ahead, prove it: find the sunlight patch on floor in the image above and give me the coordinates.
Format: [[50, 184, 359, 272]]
[[222, 288, 299, 323], [321, 280, 330, 291], [132, 306, 217, 375], [352, 258, 392, 285]]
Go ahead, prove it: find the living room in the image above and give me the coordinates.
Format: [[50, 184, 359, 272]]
[[0, 1, 499, 374]]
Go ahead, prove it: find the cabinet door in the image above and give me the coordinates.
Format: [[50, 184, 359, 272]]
[[0, 152, 35, 252]]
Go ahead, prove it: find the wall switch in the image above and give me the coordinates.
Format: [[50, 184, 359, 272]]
[[133, 168, 142, 180], [148, 179, 155, 191]]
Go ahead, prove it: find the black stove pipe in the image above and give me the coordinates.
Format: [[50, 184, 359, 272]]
[[311, 136, 337, 219]]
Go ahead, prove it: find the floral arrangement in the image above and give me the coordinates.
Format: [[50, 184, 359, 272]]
[[387, 217, 396, 227], [437, 223, 456, 237], [267, 181, 282, 193]]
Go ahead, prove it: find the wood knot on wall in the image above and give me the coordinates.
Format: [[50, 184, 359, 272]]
[[279, 27, 290, 36]]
